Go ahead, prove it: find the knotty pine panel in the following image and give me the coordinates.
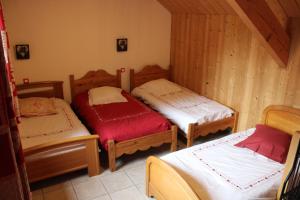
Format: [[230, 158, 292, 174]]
[[171, 15, 300, 131]]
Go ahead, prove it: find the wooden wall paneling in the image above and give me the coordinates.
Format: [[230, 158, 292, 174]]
[[170, 14, 300, 131], [171, 14, 206, 92], [238, 36, 261, 129], [226, 0, 291, 67], [265, 0, 289, 28], [284, 19, 300, 107], [278, 0, 300, 17], [203, 15, 223, 98]]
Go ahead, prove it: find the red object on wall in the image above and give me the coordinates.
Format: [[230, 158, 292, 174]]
[[23, 78, 29, 84]]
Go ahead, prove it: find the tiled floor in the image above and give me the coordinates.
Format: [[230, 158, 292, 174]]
[[30, 144, 170, 200], [30, 131, 230, 200]]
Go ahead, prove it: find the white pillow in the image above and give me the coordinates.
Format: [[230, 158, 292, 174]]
[[88, 86, 127, 106], [139, 79, 182, 96]]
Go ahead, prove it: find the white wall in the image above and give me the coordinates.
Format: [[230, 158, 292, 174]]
[[3, 0, 171, 101]]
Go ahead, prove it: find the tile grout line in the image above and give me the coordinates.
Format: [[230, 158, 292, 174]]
[[99, 171, 135, 195], [70, 183, 79, 200]]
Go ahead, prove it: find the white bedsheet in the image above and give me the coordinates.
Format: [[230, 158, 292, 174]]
[[19, 98, 90, 149], [161, 129, 284, 200], [132, 85, 233, 133]]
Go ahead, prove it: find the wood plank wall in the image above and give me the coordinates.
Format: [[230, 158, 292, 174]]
[[170, 15, 300, 131]]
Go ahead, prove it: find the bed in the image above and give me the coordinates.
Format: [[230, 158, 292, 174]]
[[17, 81, 100, 183], [146, 105, 300, 200], [130, 64, 238, 147], [69, 69, 177, 171]]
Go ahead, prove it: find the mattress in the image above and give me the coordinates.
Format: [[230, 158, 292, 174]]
[[72, 91, 170, 150], [161, 129, 284, 200], [132, 85, 234, 134], [19, 98, 90, 149]]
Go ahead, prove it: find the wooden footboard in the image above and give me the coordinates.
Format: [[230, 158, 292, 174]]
[[186, 111, 238, 147], [147, 132, 300, 200], [146, 106, 300, 200], [24, 135, 100, 183], [107, 126, 177, 171], [146, 156, 199, 200]]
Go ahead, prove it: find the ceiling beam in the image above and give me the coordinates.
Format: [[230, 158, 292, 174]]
[[226, 0, 290, 67], [278, 0, 300, 17]]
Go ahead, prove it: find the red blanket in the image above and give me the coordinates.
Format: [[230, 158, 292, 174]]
[[72, 91, 170, 150]]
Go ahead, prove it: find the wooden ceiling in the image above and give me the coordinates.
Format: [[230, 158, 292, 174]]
[[157, 0, 297, 67], [278, 0, 300, 17], [157, 0, 300, 17], [157, 0, 235, 14]]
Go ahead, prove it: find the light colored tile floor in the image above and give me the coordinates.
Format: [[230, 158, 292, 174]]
[[30, 131, 229, 200], [31, 145, 165, 200]]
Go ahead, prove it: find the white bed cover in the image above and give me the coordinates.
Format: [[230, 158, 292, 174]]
[[132, 84, 233, 134], [161, 129, 284, 200], [19, 98, 90, 149]]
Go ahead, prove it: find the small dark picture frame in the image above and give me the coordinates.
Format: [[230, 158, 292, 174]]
[[15, 44, 30, 60], [116, 38, 128, 52]]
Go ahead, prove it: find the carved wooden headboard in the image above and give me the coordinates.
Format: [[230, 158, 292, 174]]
[[262, 105, 300, 135], [130, 65, 170, 91], [16, 81, 64, 99], [69, 69, 121, 100]]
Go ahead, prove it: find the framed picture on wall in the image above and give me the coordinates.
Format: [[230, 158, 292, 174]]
[[15, 44, 30, 60], [116, 38, 128, 52]]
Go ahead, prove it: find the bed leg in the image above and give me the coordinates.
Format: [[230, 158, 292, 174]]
[[146, 158, 151, 197], [108, 140, 116, 172], [170, 126, 178, 152], [86, 139, 101, 176], [187, 124, 194, 147], [232, 111, 239, 133]]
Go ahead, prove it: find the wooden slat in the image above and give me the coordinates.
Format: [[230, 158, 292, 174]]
[[265, 0, 289, 28], [156, 0, 235, 14], [278, 0, 300, 17], [17, 81, 64, 99], [226, 0, 291, 67]]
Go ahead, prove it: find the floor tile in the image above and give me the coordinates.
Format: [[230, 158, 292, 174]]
[[98, 168, 122, 178], [70, 174, 90, 186], [125, 164, 146, 185], [74, 178, 107, 200], [136, 184, 154, 200], [91, 195, 111, 200], [136, 184, 146, 195], [43, 187, 77, 200], [31, 190, 43, 200], [110, 186, 145, 200], [118, 157, 145, 171], [99, 171, 134, 193], [43, 181, 72, 193]]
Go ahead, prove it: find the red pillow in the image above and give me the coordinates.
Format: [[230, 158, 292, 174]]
[[235, 124, 291, 163]]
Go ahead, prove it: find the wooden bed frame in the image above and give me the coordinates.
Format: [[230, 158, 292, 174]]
[[145, 105, 300, 200], [130, 64, 239, 147], [69, 69, 178, 171], [17, 81, 100, 183]]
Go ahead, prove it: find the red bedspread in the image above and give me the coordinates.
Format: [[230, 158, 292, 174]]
[[72, 91, 170, 150]]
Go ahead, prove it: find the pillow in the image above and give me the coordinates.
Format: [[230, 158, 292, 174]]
[[88, 86, 127, 106], [19, 97, 57, 117], [139, 79, 182, 96], [235, 124, 292, 163]]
